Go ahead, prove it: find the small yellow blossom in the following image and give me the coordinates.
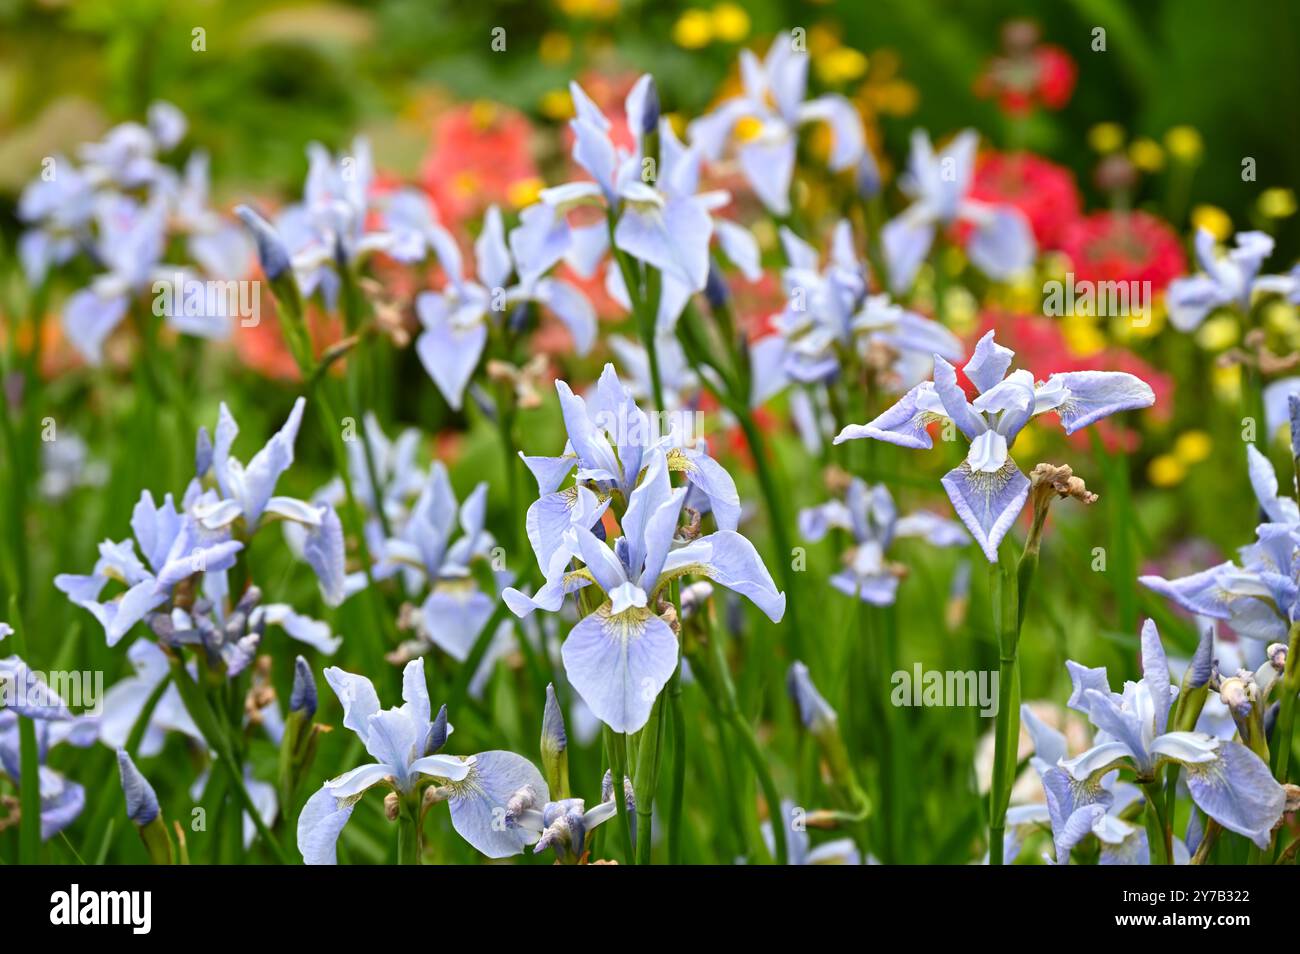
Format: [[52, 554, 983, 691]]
[[539, 88, 574, 121], [539, 32, 572, 65], [733, 115, 764, 142], [1164, 126, 1203, 162], [1129, 137, 1165, 172], [1259, 187, 1297, 219], [1062, 315, 1106, 357], [1195, 313, 1238, 352], [1012, 425, 1039, 460], [1264, 300, 1300, 337], [469, 100, 498, 129], [507, 177, 544, 209], [1191, 204, 1232, 241], [816, 47, 869, 85], [1087, 122, 1125, 154], [557, 0, 618, 18], [673, 9, 713, 49], [1211, 362, 1242, 403], [710, 3, 750, 43], [1148, 454, 1187, 488], [1174, 430, 1213, 465], [944, 287, 978, 336]]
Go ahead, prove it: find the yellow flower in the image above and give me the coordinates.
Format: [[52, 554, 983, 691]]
[[1164, 126, 1203, 162], [815, 47, 869, 85], [557, 0, 618, 18], [1129, 137, 1165, 172], [733, 115, 764, 142], [539, 88, 574, 121], [539, 31, 572, 65], [1012, 425, 1039, 460], [1062, 315, 1106, 357], [873, 79, 919, 116], [1195, 314, 1238, 352], [1087, 122, 1125, 154], [1174, 430, 1213, 465], [469, 100, 498, 129], [673, 9, 713, 48], [1264, 300, 1300, 337], [710, 2, 750, 43], [507, 177, 544, 209], [1259, 187, 1297, 219], [1211, 363, 1242, 403], [1148, 454, 1187, 488], [1191, 205, 1232, 242]]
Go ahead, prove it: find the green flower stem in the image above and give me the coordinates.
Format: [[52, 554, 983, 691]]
[[397, 792, 423, 865], [688, 610, 787, 865], [987, 547, 1022, 866], [1270, 621, 1300, 781], [1141, 780, 1172, 865], [165, 652, 291, 863], [604, 725, 636, 862]]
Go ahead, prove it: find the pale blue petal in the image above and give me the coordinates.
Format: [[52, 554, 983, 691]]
[[737, 138, 796, 216], [561, 607, 678, 733], [447, 750, 549, 858], [323, 667, 381, 743], [298, 784, 357, 865], [1173, 739, 1285, 849], [940, 462, 1029, 562], [963, 330, 1013, 394], [1041, 371, 1156, 434], [415, 292, 488, 411]]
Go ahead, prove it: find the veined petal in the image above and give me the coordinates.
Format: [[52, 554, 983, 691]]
[[940, 461, 1029, 562], [1041, 371, 1156, 435], [833, 381, 940, 448], [298, 784, 360, 865], [1138, 563, 1237, 620], [561, 606, 678, 733], [663, 530, 786, 622], [446, 751, 549, 858], [1168, 739, 1285, 849]]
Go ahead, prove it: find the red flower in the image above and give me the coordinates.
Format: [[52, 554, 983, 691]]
[[1058, 211, 1187, 293], [969, 152, 1082, 249], [974, 21, 1076, 116], [420, 103, 540, 228]]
